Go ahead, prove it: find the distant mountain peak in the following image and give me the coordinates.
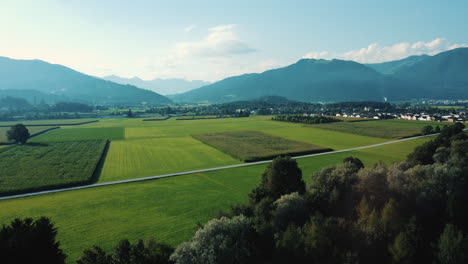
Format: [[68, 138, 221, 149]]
[[171, 48, 468, 103], [101, 75, 210, 95], [0, 58, 171, 104]]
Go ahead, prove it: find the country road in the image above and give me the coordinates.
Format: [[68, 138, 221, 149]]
[[0, 132, 441, 201]]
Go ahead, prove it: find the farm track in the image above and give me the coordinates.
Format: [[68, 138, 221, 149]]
[[0, 132, 444, 201]]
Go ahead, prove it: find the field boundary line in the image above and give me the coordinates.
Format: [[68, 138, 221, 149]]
[[0, 132, 442, 201]]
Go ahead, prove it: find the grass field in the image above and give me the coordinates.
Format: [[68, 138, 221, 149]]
[[193, 130, 329, 161], [0, 136, 430, 262], [31, 127, 125, 142], [0, 140, 107, 195], [0, 126, 58, 143], [310, 119, 442, 139], [26, 116, 398, 183], [98, 137, 239, 182]]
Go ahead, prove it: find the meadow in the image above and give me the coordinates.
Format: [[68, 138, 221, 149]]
[[0, 140, 107, 195], [98, 137, 239, 182], [310, 119, 442, 139], [0, 137, 430, 262], [0, 126, 58, 143], [84, 117, 390, 181], [24, 116, 434, 183], [31, 127, 125, 142], [193, 130, 329, 161]]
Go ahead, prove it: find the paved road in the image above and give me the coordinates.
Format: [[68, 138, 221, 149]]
[[0, 133, 439, 201]]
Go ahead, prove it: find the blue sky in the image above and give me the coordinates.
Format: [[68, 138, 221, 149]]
[[1, 0, 467, 81]]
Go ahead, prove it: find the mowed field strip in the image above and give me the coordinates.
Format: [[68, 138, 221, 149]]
[[0, 137, 430, 262], [99, 137, 239, 182]]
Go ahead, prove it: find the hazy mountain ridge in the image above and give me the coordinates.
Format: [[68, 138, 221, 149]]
[[366, 54, 429, 74], [172, 59, 390, 103], [172, 48, 468, 103], [102, 75, 210, 95], [0, 57, 171, 104]]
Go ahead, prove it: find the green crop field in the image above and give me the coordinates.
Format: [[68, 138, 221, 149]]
[[193, 130, 329, 161], [265, 126, 385, 149], [0, 140, 107, 195], [0, 126, 57, 143], [23, 116, 411, 183], [99, 137, 239, 182], [310, 119, 442, 139], [0, 119, 97, 126], [0, 136, 430, 262], [31, 127, 125, 142]]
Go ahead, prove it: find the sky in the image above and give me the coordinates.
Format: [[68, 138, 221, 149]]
[[1, 0, 468, 82]]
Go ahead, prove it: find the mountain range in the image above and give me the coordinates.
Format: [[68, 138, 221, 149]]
[[102, 75, 210, 95], [0, 57, 171, 105], [172, 48, 468, 103], [1, 48, 467, 105]]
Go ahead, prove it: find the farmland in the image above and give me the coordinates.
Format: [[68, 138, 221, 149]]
[[310, 119, 441, 139], [98, 137, 239, 182], [31, 127, 125, 142], [0, 140, 107, 195], [0, 136, 430, 262], [82, 117, 391, 181], [193, 130, 329, 161], [22, 116, 435, 184]]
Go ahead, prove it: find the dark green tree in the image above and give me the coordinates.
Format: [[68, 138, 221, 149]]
[[251, 157, 305, 202], [78, 238, 174, 264], [437, 224, 467, 264], [170, 215, 256, 264], [388, 217, 420, 264], [343, 156, 365, 171], [6, 123, 30, 144], [77, 246, 112, 264], [0, 217, 66, 264], [421, 125, 434, 135]]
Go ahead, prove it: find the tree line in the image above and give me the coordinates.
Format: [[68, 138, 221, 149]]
[[272, 115, 340, 124]]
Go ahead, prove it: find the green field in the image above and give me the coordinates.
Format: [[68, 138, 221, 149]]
[[0, 126, 57, 143], [310, 119, 441, 139], [98, 137, 239, 182], [31, 127, 125, 142], [34, 116, 388, 182], [0, 140, 107, 195], [433, 105, 467, 110], [0, 137, 430, 262], [193, 130, 329, 161]]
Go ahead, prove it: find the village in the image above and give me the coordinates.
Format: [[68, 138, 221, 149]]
[[334, 111, 466, 122]]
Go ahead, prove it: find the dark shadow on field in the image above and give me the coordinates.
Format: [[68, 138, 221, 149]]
[[90, 140, 111, 184], [25, 142, 50, 147]]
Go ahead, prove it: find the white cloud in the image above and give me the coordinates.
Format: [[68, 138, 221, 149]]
[[175, 24, 256, 58], [183, 24, 197, 32], [303, 38, 468, 63], [131, 24, 263, 82]]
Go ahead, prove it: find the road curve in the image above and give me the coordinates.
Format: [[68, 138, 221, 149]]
[[0, 133, 438, 201]]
